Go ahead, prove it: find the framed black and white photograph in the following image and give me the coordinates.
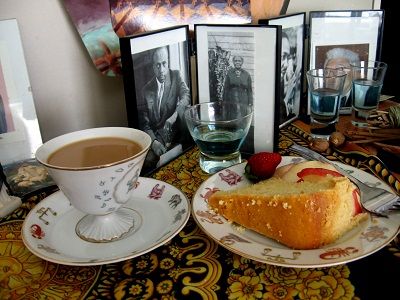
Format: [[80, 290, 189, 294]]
[[309, 10, 385, 114], [194, 24, 281, 154], [260, 12, 306, 127], [120, 25, 193, 175], [0, 19, 42, 164]]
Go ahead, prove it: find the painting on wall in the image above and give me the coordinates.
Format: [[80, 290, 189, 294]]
[[63, 0, 122, 76], [62, 0, 290, 77], [110, 0, 252, 38]]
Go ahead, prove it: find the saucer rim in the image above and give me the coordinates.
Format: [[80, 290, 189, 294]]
[[21, 177, 190, 266]]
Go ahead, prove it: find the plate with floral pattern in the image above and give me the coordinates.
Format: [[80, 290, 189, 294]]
[[22, 177, 190, 266], [192, 156, 400, 268]]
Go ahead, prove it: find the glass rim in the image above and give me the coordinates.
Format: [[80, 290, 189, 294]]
[[184, 101, 254, 123], [350, 60, 388, 69], [306, 68, 347, 79]]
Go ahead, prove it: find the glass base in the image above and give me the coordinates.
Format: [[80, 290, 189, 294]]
[[351, 108, 374, 128], [75, 207, 142, 243], [310, 120, 337, 140], [351, 119, 370, 127], [199, 152, 241, 174]]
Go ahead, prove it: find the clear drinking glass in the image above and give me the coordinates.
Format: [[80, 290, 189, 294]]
[[184, 101, 253, 174], [306, 68, 347, 139], [351, 60, 387, 127]]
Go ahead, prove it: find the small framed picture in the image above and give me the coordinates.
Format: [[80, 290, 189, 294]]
[[308, 10, 385, 114], [120, 25, 193, 175], [0, 19, 43, 164], [259, 12, 306, 127], [194, 24, 281, 154]]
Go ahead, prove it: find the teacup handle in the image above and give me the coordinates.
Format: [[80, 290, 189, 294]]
[[113, 161, 140, 204]]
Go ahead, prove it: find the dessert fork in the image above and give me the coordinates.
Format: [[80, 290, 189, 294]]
[[290, 144, 400, 217]]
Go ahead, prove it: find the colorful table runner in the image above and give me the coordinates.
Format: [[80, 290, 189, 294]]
[[1, 122, 399, 299]]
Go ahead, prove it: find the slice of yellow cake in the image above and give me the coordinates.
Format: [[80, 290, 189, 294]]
[[208, 163, 367, 249]]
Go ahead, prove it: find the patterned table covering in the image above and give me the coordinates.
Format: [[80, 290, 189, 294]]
[[1, 122, 399, 300]]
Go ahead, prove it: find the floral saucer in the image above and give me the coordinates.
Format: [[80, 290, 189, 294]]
[[22, 177, 190, 266], [192, 157, 400, 268]]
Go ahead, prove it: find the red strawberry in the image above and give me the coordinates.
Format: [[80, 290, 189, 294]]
[[244, 152, 282, 181]]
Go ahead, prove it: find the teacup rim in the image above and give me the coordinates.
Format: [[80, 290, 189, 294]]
[[35, 127, 151, 171]]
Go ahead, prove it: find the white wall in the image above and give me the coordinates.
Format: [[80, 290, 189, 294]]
[[0, 0, 376, 142]]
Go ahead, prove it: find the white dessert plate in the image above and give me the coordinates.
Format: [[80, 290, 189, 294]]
[[192, 156, 400, 268], [22, 177, 190, 266]]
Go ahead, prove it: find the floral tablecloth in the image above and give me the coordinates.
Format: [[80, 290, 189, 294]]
[[1, 122, 399, 300]]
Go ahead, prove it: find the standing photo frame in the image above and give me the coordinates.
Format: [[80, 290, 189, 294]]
[[308, 10, 385, 114], [120, 25, 193, 175], [194, 24, 281, 154], [0, 19, 42, 164], [260, 12, 306, 128]]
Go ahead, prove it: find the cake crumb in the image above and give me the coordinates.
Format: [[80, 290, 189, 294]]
[[251, 199, 256, 205], [218, 200, 225, 205], [282, 202, 292, 209]]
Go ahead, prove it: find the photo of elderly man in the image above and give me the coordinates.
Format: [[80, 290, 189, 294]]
[[134, 44, 191, 173]]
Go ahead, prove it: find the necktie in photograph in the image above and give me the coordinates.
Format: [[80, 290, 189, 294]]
[[158, 83, 164, 116]]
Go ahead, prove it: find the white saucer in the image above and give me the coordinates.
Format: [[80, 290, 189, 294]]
[[22, 177, 190, 266], [192, 157, 400, 268]]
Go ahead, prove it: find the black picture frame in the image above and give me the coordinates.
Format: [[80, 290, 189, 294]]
[[194, 24, 281, 154], [259, 12, 306, 128], [308, 10, 385, 114], [120, 25, 194, 175]]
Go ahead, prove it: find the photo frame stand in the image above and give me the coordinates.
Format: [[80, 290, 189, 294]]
[[120, 24, 282, 168]]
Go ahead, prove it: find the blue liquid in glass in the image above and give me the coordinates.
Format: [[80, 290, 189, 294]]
[[352, 79, 382, 110], [192, 125, 246, 157], [310, 88, 340, 123]]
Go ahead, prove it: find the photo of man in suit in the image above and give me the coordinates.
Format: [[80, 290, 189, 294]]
[[139, 46, 191, 172]]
